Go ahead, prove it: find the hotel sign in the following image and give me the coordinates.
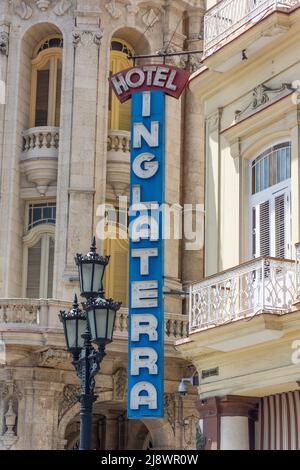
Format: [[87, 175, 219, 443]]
[[110, 65, 189, 419]]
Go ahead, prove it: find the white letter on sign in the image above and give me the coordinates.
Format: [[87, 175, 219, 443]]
[[111, 73, 129, 95], [132, 281, 158, 309], [131, 314, 158, 342], [130, 382, 158, 410], [131, 348, 158, 375], [126, 68, 145, 88], [132, 248, 158, 275], [132, 153, 159, 179], [133, 122, 159, 148]]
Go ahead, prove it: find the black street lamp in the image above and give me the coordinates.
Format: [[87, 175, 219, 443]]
[[59, 237, 121, 451]]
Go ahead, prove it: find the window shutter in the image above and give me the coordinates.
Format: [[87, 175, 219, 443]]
[[275, 194, 285, 259], [259, 200, 270, 257], [26, 239, 42, 298]]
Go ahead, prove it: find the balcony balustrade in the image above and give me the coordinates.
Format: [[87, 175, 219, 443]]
[[106, 130, 131, 198], [21, 126, 59, 195], [204, 0, 299, 55], [0, 299, 188, 344], [189, 257, 297, 333]]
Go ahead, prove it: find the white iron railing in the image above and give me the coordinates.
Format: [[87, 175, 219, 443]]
[[189, 257, 297, 332], [204, 0, 299, 55]]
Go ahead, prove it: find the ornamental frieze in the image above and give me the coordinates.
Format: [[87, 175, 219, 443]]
[[235, 82, 294, 122]]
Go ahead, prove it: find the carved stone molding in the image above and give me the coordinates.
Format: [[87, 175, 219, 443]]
[[159, 44, 188, 69], [206, 110, 221, 132], [235, 83, 294, 122], [164, 393, 176, 433], [105, 0, 122, 20], [73, 29, 103, 48], [11, 0, 72, 19], [58, 384, 80, 421], [141, 7, 160, 28], [53, 0, 72, 16], [12, 0, 32, 19], [187, 53, 202, 74], [112, 368, 127, 402], [0, 32, 9, 56], [38, 348, 71, 367], [127, 0, 139, 16]]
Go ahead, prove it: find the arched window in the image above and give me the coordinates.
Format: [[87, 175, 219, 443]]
[[30, 35, 63, 128], [109, 38, 134, 131], [23, 225, 55, 299], [250, 142, 291, 259]]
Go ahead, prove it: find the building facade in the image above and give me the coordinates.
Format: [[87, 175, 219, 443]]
[[0, 0, 205, 450], [177, 0, 300, 451]]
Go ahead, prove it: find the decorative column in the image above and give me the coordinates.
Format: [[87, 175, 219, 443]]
[[196, 396, 259, 450], [0, 23, 9, 296], [182, 4, 205, 285], [105, 411, 121, 450], [163, 3, 186, 314], [204, 109, 222, 276], [62, 13, 103, 298]]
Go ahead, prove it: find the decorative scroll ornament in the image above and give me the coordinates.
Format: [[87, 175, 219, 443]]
[[187, 54, 202, 74], [235, 83, 294, 121], [127, 0, 139, 16], [141, 8, 160, 28], [0, 32, 9, 56], [164, 393, 176, 433], [58, 384, 80, 421], [38, 348, 70, 367], [11, 0, 72, 18], [14, 1, 33, 20], [73, 29, 103, 48], [113, 368, 127, 401], [54, 0, 72, 16], [106, 0, 122, 19]]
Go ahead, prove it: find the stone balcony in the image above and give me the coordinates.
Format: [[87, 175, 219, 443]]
[[189, 256, 297, 333], [20, 126, 59, 195], [0, 299, 188, 362], [106, 130, 130, 199], [203, 0, 299, 58]]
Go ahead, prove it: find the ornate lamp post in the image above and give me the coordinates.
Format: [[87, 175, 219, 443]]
[[59, 237, 121, 451]]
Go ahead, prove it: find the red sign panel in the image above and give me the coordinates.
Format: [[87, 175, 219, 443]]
[[110, 64, 190, 103]]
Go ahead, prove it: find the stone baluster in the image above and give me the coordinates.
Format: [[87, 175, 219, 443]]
[[50, 131, 56, 149], [41, 131, 48, 149]]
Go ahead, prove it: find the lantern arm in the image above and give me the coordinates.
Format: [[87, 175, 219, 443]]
[[72, 343, 106, 397]]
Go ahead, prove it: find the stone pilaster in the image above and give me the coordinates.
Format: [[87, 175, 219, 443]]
[[61, 13, 103, 298], [196, 395, 259, 450], [18, 381, 63, 450], [105, 411, 121, 450]]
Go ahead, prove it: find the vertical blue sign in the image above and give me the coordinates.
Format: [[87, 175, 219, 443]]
[[128, 90, 165, 419]]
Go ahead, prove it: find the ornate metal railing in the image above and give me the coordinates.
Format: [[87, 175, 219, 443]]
[[204, 0, 299, 55], [189, 257, 297, 332], [0, 300, 188, 342]]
